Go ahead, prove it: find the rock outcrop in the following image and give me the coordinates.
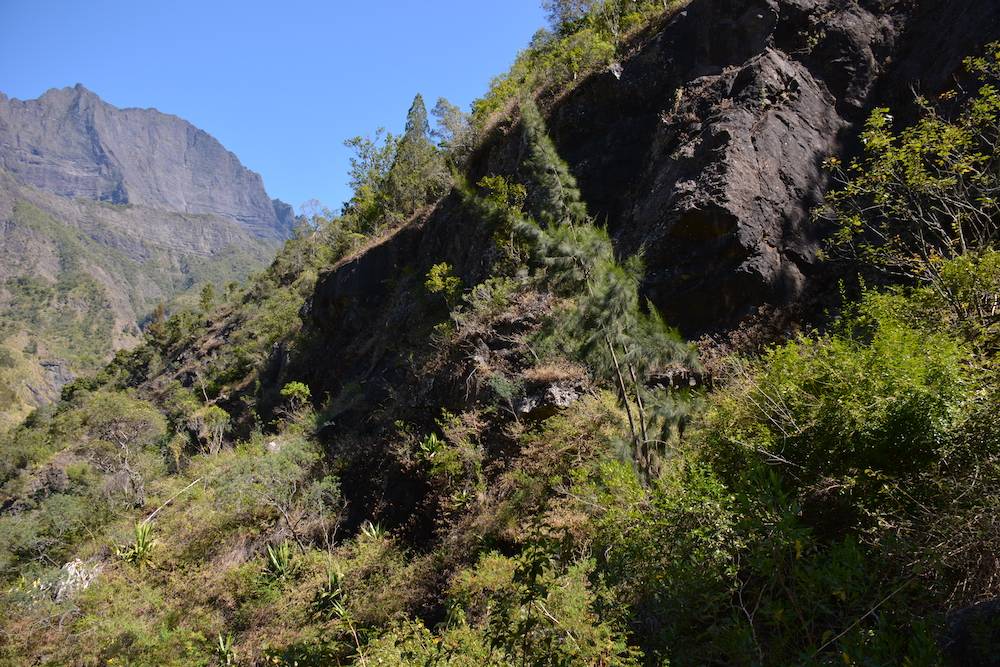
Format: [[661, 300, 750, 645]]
[[303, 0, 1000, 419], [0, 84, 294, 240], [493, 0, 1000, 333]]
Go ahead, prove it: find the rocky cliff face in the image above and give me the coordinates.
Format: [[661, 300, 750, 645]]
[[500, 0, 1000, 333], [308, 0, 1000, 348], [0, 84, 294, 240]]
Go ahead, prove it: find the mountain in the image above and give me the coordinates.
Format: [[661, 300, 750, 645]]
[[3, 1, 1000, 664], [0, 84, 295, 238], [0, 85, 291, 427]]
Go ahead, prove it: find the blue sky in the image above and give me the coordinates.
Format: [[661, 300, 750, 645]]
[[0, 0, 545, 212]]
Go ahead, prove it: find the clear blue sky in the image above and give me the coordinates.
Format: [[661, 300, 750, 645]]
[[0, 0, 545, 212]]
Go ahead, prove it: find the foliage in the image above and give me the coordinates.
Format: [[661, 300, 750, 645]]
[[698, 290, 971, 488], [280, 381, 312, 412], [508, 100, 697, 481], [199, 283, 216, 313], [188, 404, 230, 455], [520, 101, 589, 228], [266, 541, 295, 579], [311, 567, 346, 619], [343, 128, 400, 233], [215, 632, 237, 666], [387, 93, 452, 214], [823, 43, 1000, 303], [471, 1, 682, 128], [366, 552, 640, 666], [343, 94, 451, 234], [432, 96, 473, 164], [476, 175, 529, 267], [425, 262, 463, 308], [115, 521, 158, 571]]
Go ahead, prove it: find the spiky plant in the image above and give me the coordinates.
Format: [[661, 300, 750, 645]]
[[114, 521, 157, 571], [265, 541, 293, 579], [215, 632, 236, 666], [359, 520, 387, 541]]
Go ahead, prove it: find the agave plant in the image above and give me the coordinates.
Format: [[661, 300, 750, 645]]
[[266, 541, 293, 578], [359, 520, 386, 541], [417, 432, 444, 460], [215, 632, 236, 666], [311, 568, 346, 619], [114, 521, 157, 570]]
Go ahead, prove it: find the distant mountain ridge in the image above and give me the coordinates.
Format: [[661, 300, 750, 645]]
[[0, 84, 294, 239], [0, 85, 292, 428]]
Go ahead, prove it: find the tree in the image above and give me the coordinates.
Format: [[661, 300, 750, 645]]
[[147, 302, 167, 341], [342, 128, 399, 233], [80, 391, 167, 506], [404, 93, 431, 138], [543, 0, 598, 32], [189, 404, 230, 455], [512, 99, 697, 482], [822, 43, 1000, 330], [431, 97, 472, 161], [386, 94, 450, 216], [199, 284, 215, 313], [343, 95, 452, 234], [520, 100, 588, 228]]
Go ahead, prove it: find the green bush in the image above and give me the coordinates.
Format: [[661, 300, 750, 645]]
[[365, 552, 640, 666], [280, 381, 312, 410], [823, 43, 1000, 301], [425, 262, 463, 308], [697, 289, 972, 489]]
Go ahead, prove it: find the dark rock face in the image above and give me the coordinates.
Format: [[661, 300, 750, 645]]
[[473, 0, 1000, 333], [0, 84, 292, 240], [304, 0, 1000, 405], [945, 598, 1000, 666]]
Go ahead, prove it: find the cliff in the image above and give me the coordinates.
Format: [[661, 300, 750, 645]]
[[0, 84, 294, 240], [0, 86, 288, 427], [311, 0, 1000, 341]]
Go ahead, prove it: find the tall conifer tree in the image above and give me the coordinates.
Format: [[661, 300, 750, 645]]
[[513, 98, 697, 482]]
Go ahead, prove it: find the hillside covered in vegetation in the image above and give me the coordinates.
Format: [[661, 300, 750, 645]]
[[3, 0, 1000, 665], [0, 85, 293, 428]]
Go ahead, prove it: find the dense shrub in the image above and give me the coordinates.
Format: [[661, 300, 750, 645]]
[[697, 290, 971, 490]]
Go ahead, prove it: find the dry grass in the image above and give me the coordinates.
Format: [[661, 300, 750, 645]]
[[522, 359, 589, 386]]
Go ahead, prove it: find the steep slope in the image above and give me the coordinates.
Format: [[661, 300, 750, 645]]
[[296, 0, 1000, 431], [0, 86, 290, 428], [486, 0, 1000, 333], [3, 1, 1000, 665], [0, 84, 295, 239]]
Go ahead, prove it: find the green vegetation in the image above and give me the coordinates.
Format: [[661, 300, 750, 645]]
[[0, 193, 277, 429], [0, 204, 118, 371], [115, 521, 158, 570], [343, 93, 452, 235], [472, 0, 687, 127], [3, 8, 1000, 667], [425, 262, 463, 308], [824, 46, 1000, 283]]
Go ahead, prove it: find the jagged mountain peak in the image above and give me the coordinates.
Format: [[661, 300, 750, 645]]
[[0, 85, 294, 239]]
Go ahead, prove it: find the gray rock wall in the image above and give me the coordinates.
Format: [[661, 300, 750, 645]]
[[0, 84, 293, 240]]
